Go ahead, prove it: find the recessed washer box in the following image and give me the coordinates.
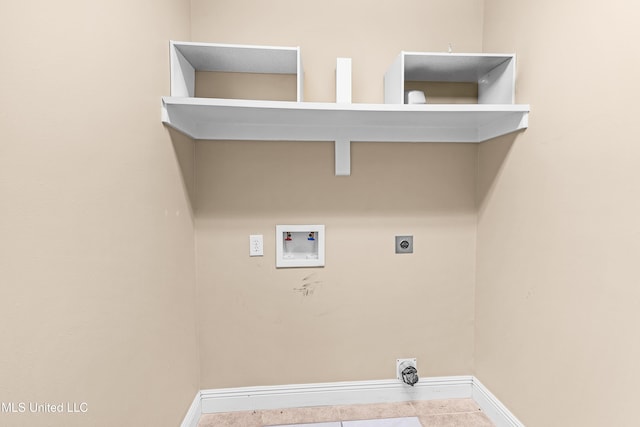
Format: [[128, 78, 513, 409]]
[[276, 225, 325, 268]]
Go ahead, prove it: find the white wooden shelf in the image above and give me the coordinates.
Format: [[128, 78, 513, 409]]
[[162, 42, 529, 176], [162, 97, 528, 142], [162, 97, 528, 175]]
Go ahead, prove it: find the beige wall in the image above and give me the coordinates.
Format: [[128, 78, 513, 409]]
[[191, 0, 483, 388], [477, 0, 640, 425], [191, 0, 484, 103], [0, 1, 199, 426], [196, 141, 477, 387]]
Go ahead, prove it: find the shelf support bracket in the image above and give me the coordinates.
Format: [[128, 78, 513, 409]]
[[335, 138, 351, 176]]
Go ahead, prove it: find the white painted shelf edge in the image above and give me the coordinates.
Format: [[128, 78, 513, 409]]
[[161, 97, 529, 142], [161, 97, 529, 175]]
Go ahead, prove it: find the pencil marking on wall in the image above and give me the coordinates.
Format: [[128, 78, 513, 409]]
[[293, 273, 322, 297]]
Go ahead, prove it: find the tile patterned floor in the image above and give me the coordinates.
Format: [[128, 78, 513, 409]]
[[197, 398, 494, 426], [340, 417, 422, 427], [269, 417, 423, 427]]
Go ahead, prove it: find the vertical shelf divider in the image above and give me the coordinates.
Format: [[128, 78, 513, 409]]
[[335, 58, 353, 176]]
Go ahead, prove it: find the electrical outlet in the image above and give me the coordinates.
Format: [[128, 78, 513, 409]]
[[249, 234, 263, 257], [396, 358, 417, 380], [395, 235, 413, 254]]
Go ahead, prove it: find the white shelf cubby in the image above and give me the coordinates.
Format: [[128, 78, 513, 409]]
[[384, 51, 516, 105], [169, 41, 303, 101]]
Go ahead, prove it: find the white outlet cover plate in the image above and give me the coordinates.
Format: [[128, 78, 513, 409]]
[[249, 234, 263, 256]]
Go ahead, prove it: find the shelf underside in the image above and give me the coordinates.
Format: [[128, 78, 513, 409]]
[[162, 97, 529, 143]]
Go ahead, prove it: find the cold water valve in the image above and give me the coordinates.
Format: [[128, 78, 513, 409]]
[[397, 358, 419, 387]]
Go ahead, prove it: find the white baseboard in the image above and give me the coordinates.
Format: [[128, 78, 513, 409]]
[[179, 390, 201, 427], [182, 376, 523, 427], [472, 377, 524, 427], [200, 376, 473, 414]]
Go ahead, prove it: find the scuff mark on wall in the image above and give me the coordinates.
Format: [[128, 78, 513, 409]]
[[293, 273, 323, 297]]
